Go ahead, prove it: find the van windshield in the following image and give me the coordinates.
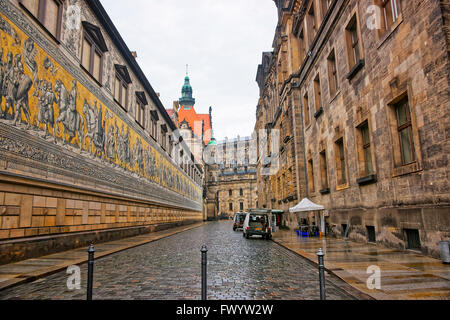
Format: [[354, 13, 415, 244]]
[[249, 214, 268, 228]]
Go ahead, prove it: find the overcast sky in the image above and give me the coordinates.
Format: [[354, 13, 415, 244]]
[[101, 0, 278, 141]]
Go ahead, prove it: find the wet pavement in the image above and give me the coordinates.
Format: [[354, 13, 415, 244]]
[[0, 221, 361, 300], [272, 230, 450, 300]]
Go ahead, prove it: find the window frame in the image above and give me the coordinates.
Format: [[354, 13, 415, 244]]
[[303, 92, 310, 128], [356, 120, 376, 178], [327, 49, 339, 98], [114, 71, 130, 111], [344, 11, 364, 77], [319, 149, 329, 192], [307, 157, 315, 194], [313, 73, 323, 117], [335, 137, 348, 188], [395, 98, 416, 165], [20, 0, 64, 41]]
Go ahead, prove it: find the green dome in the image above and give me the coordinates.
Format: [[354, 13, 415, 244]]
[[179, 75, 195, 107]]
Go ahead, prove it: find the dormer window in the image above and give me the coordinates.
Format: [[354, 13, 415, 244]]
[[114, 64, 132, 111], [135, 91, 147, 129], [161, 124, 168, 150], [81, 21, 108, 84], [20, 0, 64, 40], [150, 110, 159, 140]]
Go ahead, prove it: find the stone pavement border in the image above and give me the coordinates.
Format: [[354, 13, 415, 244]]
[[0, 222, 208, 292]]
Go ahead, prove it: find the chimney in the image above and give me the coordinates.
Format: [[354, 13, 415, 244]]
[[131, 51, 137, 58]]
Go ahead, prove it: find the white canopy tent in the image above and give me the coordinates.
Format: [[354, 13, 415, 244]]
[[289, 198, 326, 234]]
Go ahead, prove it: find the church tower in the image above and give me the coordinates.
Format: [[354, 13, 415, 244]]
[[179, 66, 196, 109]]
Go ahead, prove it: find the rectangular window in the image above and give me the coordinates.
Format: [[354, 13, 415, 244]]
[[21, 0, 62, 40], [114, 76, 128, 110], [335, 138, 347, 185], [43, 0, 59, 37], [169, 136, 173, 156], [314, 74, 322, 113], [151, 117, 157, 140], [405, 229, 421, 250], [366, 226, 376, 243], [81, 33, 103, 83], [298, 29, 307, 62], [327, 49, 338, 96], [359, 121, 374, 175], [161, 126, 167, 150], [240, 202, 244, 211], [346, 15, 362, 69], [229, 203, 233, 211], [136, 99, 145, 128], [307, 3, 317, 45], [395, 97, 415, 165], [303, 93, 310, 127], [381, 0, 400, 33], [308, 159, 315, 193], [21, 0, 39, 16], [320, 150, 329, 190], [92, 51, 102, 82], [81, 38, 92, 72]]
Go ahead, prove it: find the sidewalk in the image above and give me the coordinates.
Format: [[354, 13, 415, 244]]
[[272, 229, 450, 300], [0, 222, 207, 292]]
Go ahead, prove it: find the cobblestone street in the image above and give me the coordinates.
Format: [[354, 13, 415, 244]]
[[0, 222, 360, 300]]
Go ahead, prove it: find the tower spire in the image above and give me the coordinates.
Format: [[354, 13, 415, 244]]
[[179, 67, 195, 108]]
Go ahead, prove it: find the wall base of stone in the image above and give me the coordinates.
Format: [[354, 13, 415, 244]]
[[328, 206, 450, 260], [0, 219, 200, 265]]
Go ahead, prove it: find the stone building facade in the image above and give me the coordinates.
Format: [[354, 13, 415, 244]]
[[205, 137, 257, 220], [0, 0, 203, 264], [255, 0, 449, 258]]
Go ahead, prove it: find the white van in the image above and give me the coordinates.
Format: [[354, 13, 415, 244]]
[[242, 210, 272, 240]]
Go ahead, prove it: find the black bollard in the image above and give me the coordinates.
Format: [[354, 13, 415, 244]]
[[201, 245, 208, 300], [317, 248, 326, 300], [87, 244, 95, 300]]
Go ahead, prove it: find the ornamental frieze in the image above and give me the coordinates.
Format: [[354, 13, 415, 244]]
[[0, 3, 202, 206]]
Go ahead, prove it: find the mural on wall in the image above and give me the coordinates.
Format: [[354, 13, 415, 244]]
[[0, 12, 201, 202]]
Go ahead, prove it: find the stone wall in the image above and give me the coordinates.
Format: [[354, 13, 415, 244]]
[[255, 0, 450, 257]]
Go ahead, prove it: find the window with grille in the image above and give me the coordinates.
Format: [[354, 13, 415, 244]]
[[335, 138, 347, 185], [395, 97, 415, 165], [359, 121, 374, 175], [345, 15, 362, 69]]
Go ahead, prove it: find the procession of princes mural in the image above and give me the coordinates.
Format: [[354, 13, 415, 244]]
[[0, 14, 199, 202]]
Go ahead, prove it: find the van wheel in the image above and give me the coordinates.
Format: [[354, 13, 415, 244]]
[[246, 233, 250, 239]]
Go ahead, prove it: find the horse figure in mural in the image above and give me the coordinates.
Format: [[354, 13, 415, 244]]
[[82, 99, 105, 156], [1, 53, 32, 127], [55, 80, 84, 147]]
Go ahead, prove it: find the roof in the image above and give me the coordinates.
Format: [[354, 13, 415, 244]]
[[166, 109, 174, 118], [177, 105, 212, 145]]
